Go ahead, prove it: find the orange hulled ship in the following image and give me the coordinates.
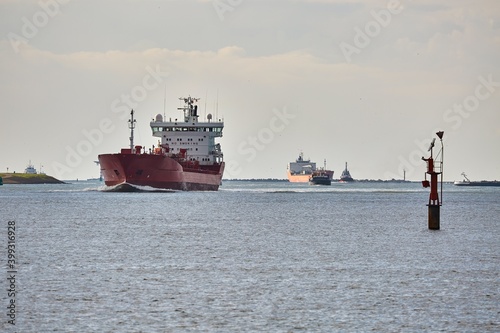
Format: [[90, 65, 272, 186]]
[[287, 153, 333, 183]]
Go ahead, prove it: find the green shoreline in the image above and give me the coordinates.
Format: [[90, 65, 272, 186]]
[[0, 173, 65, 185]]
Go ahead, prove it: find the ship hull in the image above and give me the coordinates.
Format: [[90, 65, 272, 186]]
[[340, 177, 354, 182], [98, 153, 224, 191], [288, 170, 333, 183], [287, 171, 311, 183], [454, 181, 500, 187], [309, 176, 331, 185]]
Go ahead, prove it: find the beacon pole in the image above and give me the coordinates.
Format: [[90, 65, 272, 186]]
[[421, 131, 444, 230]]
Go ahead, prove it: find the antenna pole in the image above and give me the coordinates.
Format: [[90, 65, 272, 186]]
[[163, 85, 167, 121], [204, 90, 208, 121], [128, 109, 136, 151], [440, 137, 444, 204]]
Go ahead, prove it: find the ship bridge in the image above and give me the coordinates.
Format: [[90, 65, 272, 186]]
[[150, 97, 224, 165], [288, 152, 316, 175]]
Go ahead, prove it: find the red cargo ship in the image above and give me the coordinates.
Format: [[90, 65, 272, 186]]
[[98, 96, 225, 191]]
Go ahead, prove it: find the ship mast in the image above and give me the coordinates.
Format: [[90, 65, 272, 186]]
[[128, 109, 136, 151], [178, 96, 200, 122]]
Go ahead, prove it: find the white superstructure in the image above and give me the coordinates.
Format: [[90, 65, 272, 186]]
[[288, 152, 316, 175], [150, 96, 224, 165], [25, 161, 37, 174]]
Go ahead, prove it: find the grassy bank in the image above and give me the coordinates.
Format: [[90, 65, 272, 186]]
[[0, 173, 65, 184]]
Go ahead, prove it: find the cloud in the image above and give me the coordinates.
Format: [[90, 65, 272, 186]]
[[0, 0, 499, 180]]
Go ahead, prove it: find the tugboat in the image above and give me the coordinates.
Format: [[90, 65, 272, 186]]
[[309, 159, 333, 185], [98, 96, 225, 191], [339, 162, 354, 182]]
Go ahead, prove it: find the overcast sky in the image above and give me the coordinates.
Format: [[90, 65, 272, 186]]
[[1, 0, 499, 180]]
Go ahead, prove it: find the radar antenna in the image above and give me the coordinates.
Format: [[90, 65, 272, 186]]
[[428, 138, 436, 152]]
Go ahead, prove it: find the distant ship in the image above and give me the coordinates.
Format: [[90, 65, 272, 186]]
[[25, 161, 37, 174], [309, 171, 332, 185], [309, 159, 333, 185], [87, 161, 103, 181], [98, 96, 225, 191], [287, 153, 333, 183], [339, 162, 354, 182], [453, 173, 500, 187]]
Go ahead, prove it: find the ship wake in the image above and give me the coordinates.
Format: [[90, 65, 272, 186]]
[[99, 183, 175, 193]]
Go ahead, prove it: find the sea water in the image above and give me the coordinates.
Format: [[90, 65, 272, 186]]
[[0, 181, 498, 332]]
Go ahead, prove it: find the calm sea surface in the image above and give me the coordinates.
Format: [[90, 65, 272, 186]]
[[1, 180, 499, 332]]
